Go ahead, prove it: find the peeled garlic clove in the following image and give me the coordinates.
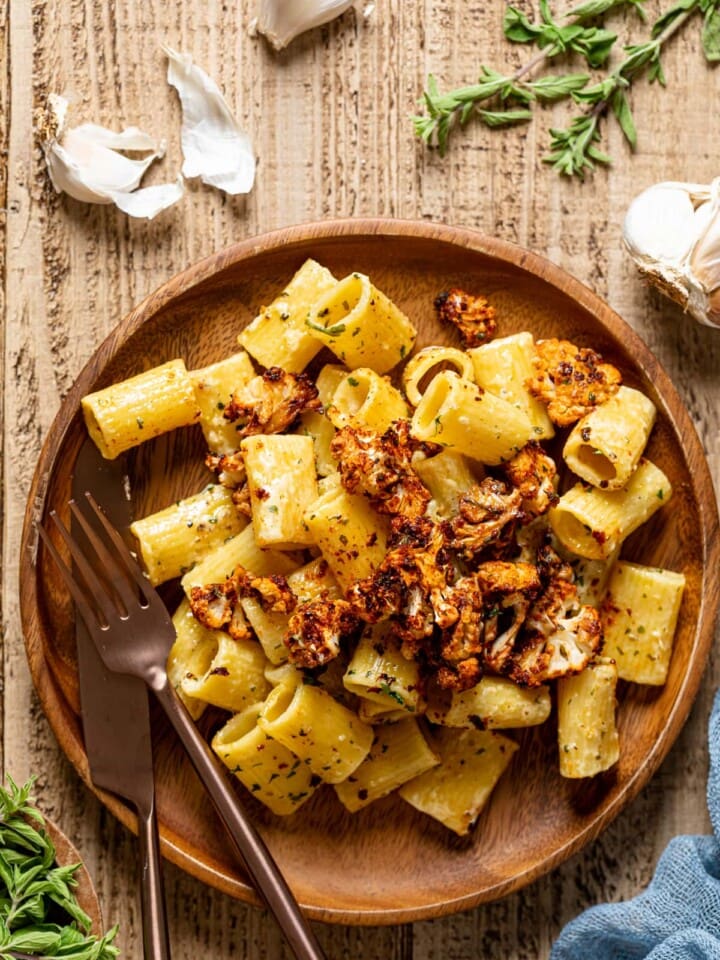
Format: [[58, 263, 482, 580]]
[[252, 0, 355, 51], [623, 179, 720, 328], [164, 46, 256, 196], [39, 94, 183, 219]]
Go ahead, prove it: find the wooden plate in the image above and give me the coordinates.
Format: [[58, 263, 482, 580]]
[[20, 219, 720, 924]]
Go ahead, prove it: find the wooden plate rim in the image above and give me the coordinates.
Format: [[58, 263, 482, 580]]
[[19, 217, 720, 924]]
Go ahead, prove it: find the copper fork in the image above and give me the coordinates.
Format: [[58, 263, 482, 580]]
[[38, 492, 327, 960]]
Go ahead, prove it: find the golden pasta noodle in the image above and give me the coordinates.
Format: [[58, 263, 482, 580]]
[[427, 676, 551, 729], [212, 704, 320, 815], [410, 371, 533, 464], [557, 661, 620, 778], [550, 458, 672, 560], [469, 332, 554, 440], [343, 624, 425, 716], [398, 728, 518, 836], [402, 345, 475, 407], [239, 259, 338, 372], [131, 483, 247, 585], [241, 434, 318, 549], [167, 598, 219, 720], [413, 449, 479, 519], [181, 524, 298, 596], [601, 561, 686, 685], [334, 719, 439, 813], [305, 273, 416, 374], [563, 386, 657, 489], [82, 359, 201, 459], [190, 351, 256, 454], [257, 682, 373, 784], [181, 633, 270, 712], [326, 368, 408, 432]]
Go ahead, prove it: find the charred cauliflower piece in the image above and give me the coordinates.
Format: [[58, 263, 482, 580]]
[[503, 441, 559, 518], [284, 597, 360, 669], [331, 420, 431, 517], [234, 566, 297, 614], [224, 366, 321, 436], [188, 579, 251, 641], [526, 338, 621, 427], [445, 479, 525, 560], [205, 450, 246, 488], [477, 561, 541, 674], [434, 288, 498, 348], [506, 578, 602, 686], [436, 576, 485, 692]]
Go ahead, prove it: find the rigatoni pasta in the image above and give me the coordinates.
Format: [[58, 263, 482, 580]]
[[81, 260, 685, 835]]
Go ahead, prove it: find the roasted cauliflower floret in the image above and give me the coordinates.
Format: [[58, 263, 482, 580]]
[[331, 420, 431, 517], [445, 479, 525, 560], [506, 578, 602, 686], [476, 561, 542, 674], [436, 576, 485, 691], [284, 597, 360, 669], [223, 367, 321, 436], [234, 566, 297, 614], [434, 288, 498, 348], [205, 450, 246, 488], [188, 579, 252, 642], [526, 338, 621, 427], [503, 441, 559, 518]]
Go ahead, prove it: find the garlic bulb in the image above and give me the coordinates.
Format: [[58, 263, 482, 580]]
[[38, 94, 184, 219], [252, 0, 355, 51], [623, 178, 720, 328]]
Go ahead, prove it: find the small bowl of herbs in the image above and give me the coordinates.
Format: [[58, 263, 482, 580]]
[[0, 776, 118, 960]]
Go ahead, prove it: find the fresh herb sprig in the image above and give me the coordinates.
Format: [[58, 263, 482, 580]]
[[0, 776, 118, 960], [413, 0, 720, 176]]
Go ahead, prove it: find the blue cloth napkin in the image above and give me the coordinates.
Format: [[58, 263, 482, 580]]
[[551, 691, 720, 960]]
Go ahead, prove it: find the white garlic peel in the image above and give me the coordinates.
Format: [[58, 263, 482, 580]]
[[252, 0, 355, 51], [164, 46, 255, 196], [623, 179, 720, 328], [40, 94, 184, 219]]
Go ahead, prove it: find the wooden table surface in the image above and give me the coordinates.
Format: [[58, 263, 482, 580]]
[[2, 2, 719, 957]]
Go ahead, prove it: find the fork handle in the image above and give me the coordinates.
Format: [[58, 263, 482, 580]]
[[153, 679, 327, 960], [136, 793, 171, 960]]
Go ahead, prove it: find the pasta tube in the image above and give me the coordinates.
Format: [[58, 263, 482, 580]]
[[398, 728, 518, 836], [239, 259, 338, 372], [257, 682, 373, 784], [131, 483, 247, 585], [343, 624, 425, 716], [413, 449, 479, 519], [303, 484, 389, 591], [181, 634, 269, 712], [297, 364, 347, 477], [305, 273, 416, 374], [334, 720, 439, 813], [402, 346, 475, 407], [427, 676, 551, 729], [557, 661, 620, 778], [181, 524, 297, 595], [550, 458, 672, 560], [167, 598, 219, 720], [190, 351, 256, 454], [469, 332, 554, 440], [241, 434, 318, 549], [327, 368, 408, 432], [601, 561, 685, 684], [563, 386, 656, 489], [82, 359, 201, 459], [410, 371, 533, 465], [212, 704, 320, 815]]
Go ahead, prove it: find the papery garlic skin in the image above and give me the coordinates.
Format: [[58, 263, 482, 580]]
[[164, 46, 255, 196], [253, 0, 355, 50], [39, 94, 183, 219], [623, 179, 720, 328]]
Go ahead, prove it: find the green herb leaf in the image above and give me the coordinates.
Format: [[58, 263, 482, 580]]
[[478, 108, 533, 127], [503, 6, 541, 42], [528, 72, 590, 99], [611, 89, 638, 147], [702, 3, 720, 59]]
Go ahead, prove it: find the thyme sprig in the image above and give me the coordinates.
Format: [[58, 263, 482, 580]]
[[414, 0, 720, 176], [0, 776, 119, 960]]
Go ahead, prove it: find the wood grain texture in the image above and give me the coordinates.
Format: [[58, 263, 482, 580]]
[[4, 1, 720, 956]]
